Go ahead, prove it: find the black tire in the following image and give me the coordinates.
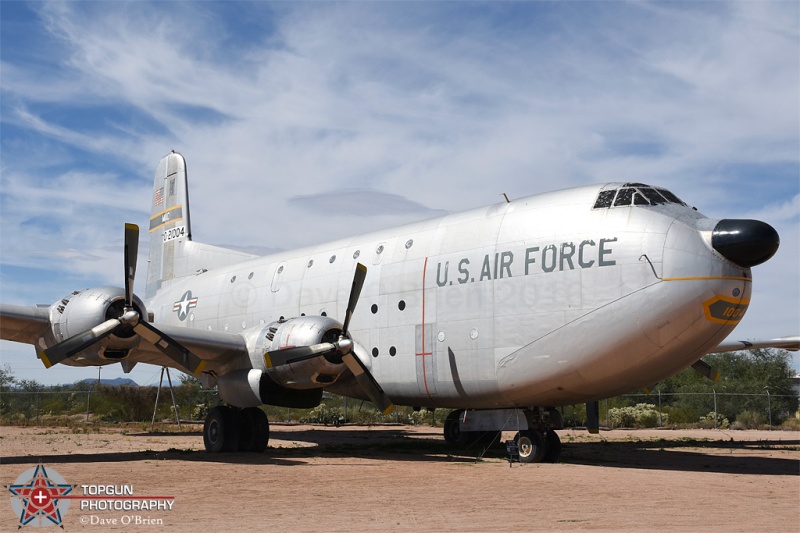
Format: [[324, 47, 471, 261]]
[[542, 430, 561, 463], [203, 406, 226, 453], [444, 410, 468, 446], [239, 407, 270, 453], [220, 406, 240, 452], [515, 429, 546, 463]]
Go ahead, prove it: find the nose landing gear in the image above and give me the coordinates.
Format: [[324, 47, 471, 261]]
[[444, 408, 563, 463]]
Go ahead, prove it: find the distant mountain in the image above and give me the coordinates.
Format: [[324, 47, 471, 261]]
[[80, 377, 139, 387]]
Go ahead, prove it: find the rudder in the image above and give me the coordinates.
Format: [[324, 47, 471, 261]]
[[146, 151, 192, 298]]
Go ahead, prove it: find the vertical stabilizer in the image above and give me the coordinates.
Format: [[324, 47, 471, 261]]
[[146, 151, 192, 298]]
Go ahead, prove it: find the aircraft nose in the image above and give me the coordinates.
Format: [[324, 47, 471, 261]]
[[711, 219, 779, 267]]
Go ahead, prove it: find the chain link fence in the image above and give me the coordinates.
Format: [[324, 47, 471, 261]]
[[1, 387, 797, 429]]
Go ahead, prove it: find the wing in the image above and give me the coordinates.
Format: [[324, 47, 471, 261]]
[[132, 323, 249, 369], [0, 304, 51, 344], [712, 336, 799, 353], [1, 303, 249, 374]]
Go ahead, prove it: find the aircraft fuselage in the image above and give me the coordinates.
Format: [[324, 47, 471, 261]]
[[146, 183, 750, 409]]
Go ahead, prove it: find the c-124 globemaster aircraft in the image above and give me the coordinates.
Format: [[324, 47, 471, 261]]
[[2, 151, 797, 463]]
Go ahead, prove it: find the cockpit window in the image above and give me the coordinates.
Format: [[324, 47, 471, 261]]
[[593, 183, 685, 209], [613, 188, 635, 206], [593, 190, 616, 209]]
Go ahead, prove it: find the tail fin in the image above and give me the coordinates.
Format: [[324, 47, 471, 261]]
[[146, 151, 193, 298], [145, 151, 258, 299]]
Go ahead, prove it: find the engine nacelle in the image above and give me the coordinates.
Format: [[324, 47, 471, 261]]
[[257, 316, 350, 389], [48, 286, 147, 360]]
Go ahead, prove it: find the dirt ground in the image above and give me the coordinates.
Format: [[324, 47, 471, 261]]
[[1, 423, 798, 532]]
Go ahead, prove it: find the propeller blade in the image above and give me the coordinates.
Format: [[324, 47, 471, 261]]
[[123, 224, 139, 308], [341, 263, 367, 336], [342, 352, 395, 415], [40, 318, 121, 368], [692, 359, 721, 382], [264, 343, 338, 368], [133, 321, 206, 375]]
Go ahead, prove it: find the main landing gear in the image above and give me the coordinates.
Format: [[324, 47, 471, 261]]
[[203, 405, 270, 453], [443, 408, 563, 463]]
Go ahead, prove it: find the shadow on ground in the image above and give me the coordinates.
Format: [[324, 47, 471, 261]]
[[2, 426, 797, 476]]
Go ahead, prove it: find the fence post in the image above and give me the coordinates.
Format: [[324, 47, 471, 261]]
[[765, 387, 771, 431], [86, 386, 92, 422], [713, 389, 717, 430], [658, 389, 662, 428]]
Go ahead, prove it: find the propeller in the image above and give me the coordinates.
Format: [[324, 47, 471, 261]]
[[264, 263, 395, 414], [40, 224, 205, 375]]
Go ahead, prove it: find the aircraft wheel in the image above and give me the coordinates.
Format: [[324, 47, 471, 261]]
[[239, 407, 270, 453], [542, 430, 561, 463], [515, 429, 546, 463], [203, 406, 239, 453], [444, 410, 469, 446]]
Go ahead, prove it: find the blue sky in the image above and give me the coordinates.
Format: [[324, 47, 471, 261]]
[[1, 1, 798, 385]]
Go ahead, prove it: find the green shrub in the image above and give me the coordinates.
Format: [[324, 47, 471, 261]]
[[608, 403, 667, 428], [608, 403, 669, 428], [698, 411, 730, 429], [732, 410, 766, 429], [779, 418, 800, 431]]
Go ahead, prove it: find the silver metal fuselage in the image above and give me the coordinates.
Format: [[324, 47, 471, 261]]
[[147, 185, 749, 409]]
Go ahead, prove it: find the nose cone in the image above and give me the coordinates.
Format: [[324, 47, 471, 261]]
[[711, 219, 779, 267]]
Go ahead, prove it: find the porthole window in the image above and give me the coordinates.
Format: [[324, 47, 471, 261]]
[[248, 272, 254, 280], [329, 255, 336, 263], [353, 250, 361, 259], [321, 311, 327, 317], [277, 265, 284, 274], [371, 304, 378, 314], [372, 348, 379, 357], [398, 300, 406, 311], [308, 260, 314, 268], [389, 346, 397, 356], [376, 244, 384, 254], [230, 276, 236, 283], [405, 239, 413, 249]]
